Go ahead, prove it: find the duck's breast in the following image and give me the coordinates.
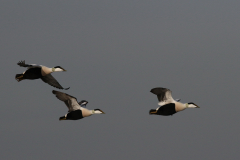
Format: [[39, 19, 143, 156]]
[[41, 66, 52, 76], [81, 108, 92, 117]]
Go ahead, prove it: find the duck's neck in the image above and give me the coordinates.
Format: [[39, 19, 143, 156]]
[[91, 110, 101, 114], [186, 103, 197, 108]]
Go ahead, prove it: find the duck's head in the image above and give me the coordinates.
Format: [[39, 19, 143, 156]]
[[79, 100, 88, 107], [93, 109, 105, 114], [149, 109, 158, 115], [187, 102, 200, 108], [53, 66, 66, 72]]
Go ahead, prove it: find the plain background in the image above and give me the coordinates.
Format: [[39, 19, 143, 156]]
[[1, 1, 240, 159]]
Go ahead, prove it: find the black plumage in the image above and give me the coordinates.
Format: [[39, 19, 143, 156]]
[[15, 60, 69, 90], [22, 68, 42, 79], [149, 87, 200, 116], [149, 103, 176, 116], [60, 110, 84, 120], [17, 60, 32, 67]]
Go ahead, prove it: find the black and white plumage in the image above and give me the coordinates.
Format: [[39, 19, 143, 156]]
[[15, 60, 69, 90], [149, 87, 200, 116], [52, 90, 105, 120], [79, 100, 88, 108]]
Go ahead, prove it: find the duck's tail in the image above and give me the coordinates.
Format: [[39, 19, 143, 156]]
[[59, 116, 67, 121], [15, 74, 24, 82]]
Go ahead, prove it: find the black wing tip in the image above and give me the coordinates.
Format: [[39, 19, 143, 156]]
[[17, 60, 31, 67], [52, 86, 69, 90], [150, 87, 168, 95], [17, 60, 25, 65], [49, 84, 69, 90], [52, 90, 58, 94], [55, 86, 70, 90], [41, 75, 69, 90]]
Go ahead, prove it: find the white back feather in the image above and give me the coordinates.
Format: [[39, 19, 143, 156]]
[[158, 90, 176, 106]]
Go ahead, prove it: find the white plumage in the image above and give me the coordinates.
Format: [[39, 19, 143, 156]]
[[15, 60, 69, 90], [149, 87, 199, 115], [52, 90, 105, 120]]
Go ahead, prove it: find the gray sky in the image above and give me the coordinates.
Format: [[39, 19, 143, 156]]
[[1, 1, 240, 159]]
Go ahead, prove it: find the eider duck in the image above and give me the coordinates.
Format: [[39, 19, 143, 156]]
[[149, 87, 199, 116], [15, 60, 69, 90], [52, 90, 105, 120]]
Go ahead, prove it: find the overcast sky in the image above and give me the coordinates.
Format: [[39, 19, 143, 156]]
[[1, 1, 240, 159]]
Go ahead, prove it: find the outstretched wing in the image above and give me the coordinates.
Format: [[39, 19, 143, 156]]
[[41, 74, 69, 90], [17, 60, 33, 67], [17, 60, 42, 69], [150, 87, 176, 106], [52, 90, 81, 112]]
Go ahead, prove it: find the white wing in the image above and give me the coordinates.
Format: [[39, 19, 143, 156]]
[[52, 90, 81, 112], [64, 97, 81, 112], [150, 87, 176, 106], [158, 90, 176, 106]]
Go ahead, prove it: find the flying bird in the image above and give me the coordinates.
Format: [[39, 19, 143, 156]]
[[15, 60, 69, 90], [149, 87, 199, 116], [52, 90, 105, 120]]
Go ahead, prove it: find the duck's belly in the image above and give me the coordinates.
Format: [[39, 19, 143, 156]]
[[157, 103, 176, 116], [24, 68, 42, 79], [67, 110, 84, 120]]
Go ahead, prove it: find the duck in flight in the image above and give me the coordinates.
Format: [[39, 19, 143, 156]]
[[52, 90, 105, 120], [149, 87, 199, 116], [15, 60, 69, 90]]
